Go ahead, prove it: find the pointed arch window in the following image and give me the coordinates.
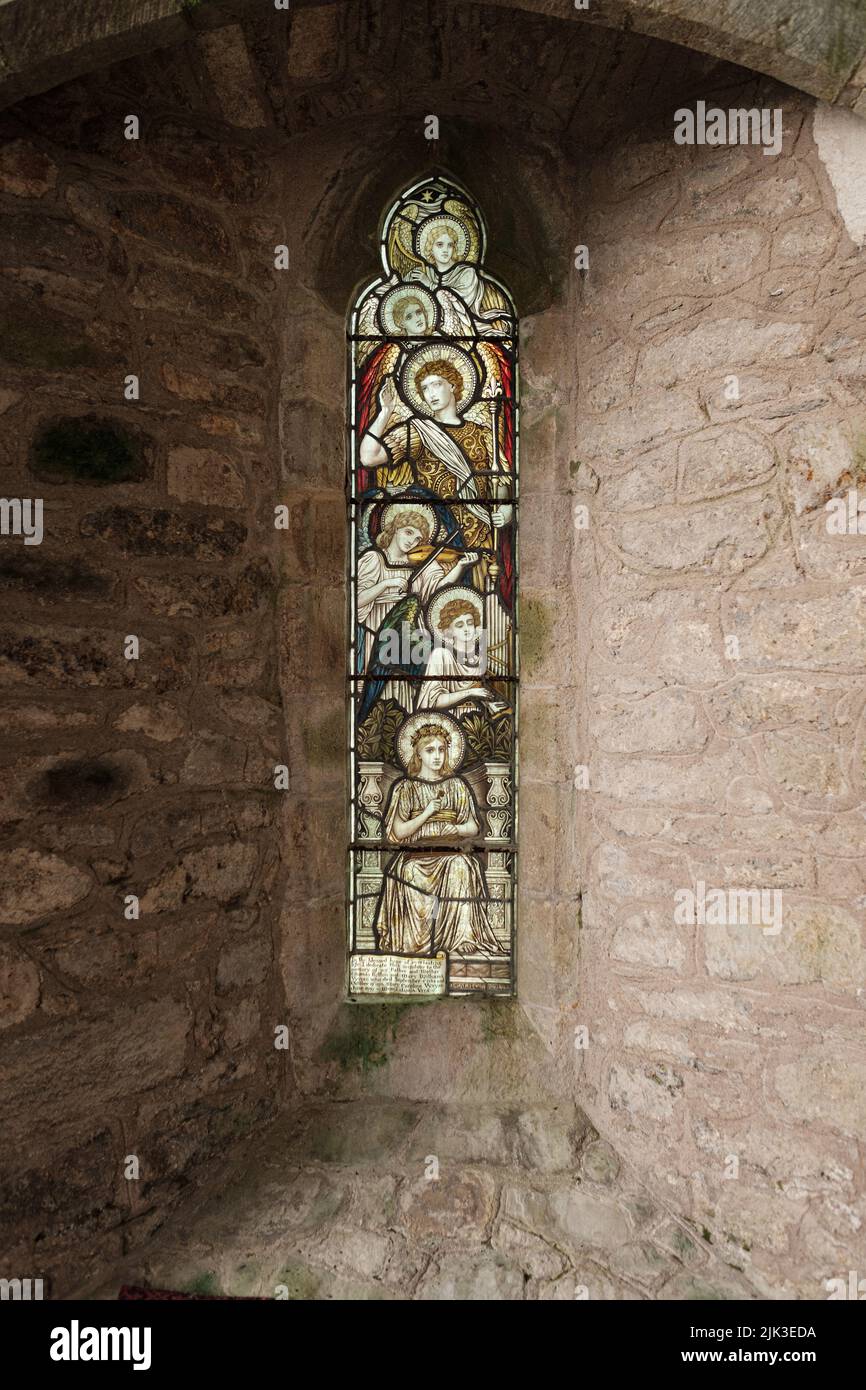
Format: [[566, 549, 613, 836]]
[[347, 175, 518, 999]]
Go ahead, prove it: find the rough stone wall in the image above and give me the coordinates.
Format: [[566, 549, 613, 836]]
[[0, 41, 290, 1295], [93, 1100, 757, 1301], [576, 80, 866, 1298]]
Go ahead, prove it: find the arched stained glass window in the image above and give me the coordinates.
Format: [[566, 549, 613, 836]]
[[347, 174, 518, 1000]]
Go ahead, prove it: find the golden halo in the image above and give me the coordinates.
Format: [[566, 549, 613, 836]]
[[378, 284, 439, 337], [415, 213, 472, 266], [400, 343, 479, 417], [397, 711, 465, 774], [379, 501, 439, 544], [427, 584, 485, 638]]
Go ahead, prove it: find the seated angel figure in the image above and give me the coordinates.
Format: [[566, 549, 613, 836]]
[[374, 718, 506, 959], [416, 595, 509, 717]]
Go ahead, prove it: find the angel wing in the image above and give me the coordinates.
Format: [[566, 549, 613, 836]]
[[464, 401, 495, 428], [355, 341, 403, 449], [443, 197, 483, 262], [386, 207, 426, 281], [437, 287, 475, 337], [354, 286, 381, 340], [358, 593, 427, 723]]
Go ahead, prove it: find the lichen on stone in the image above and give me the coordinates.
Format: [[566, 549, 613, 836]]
[[319, 1003, 412, 1073]]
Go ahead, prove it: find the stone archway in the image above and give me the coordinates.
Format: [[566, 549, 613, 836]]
[[3, 0, 866, 113]]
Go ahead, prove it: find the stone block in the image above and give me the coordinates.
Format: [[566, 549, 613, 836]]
[[0, 846, 91, 925], [610, 492, 781, 576], [0, 549, 116, 607], [285, 1103, 421, 1165], [579, 388, 703, 460], [704, 901, 864, 992], [0, 139, 57, 197], [133, 560, 273, 619], [612, 908, 686, 971], [217, 936, 271, 993], [132, 261, 261, 325], [601, 447, 678, 511], [280, 397, 343, 489], [492, 1220, 567, 1280], [415, 1250, 524, 1301], [704, 674, 837, 738], [726, 586, 866, 670], [678, 426, 776, 499], [591, 590, 722, 684], [641, 317, 812, 388], [80, 507, 247, 560], [287, 3, 342, 81], [196, 26, 267, 129], [593, 744, 749, 808], [167, 447, 245, 508], [399, 1169, 498, 1243], [772, 211, 839, 265], [761, 728, 849, 802], [67, 183, 233, 265], [784, 415, 858, 515], [0, 942, 41, 1027], [609, 1063, 682, 1121], [113, 701, 185, 743], [593, 687, 708, 754], [1, 999, 190, 1155]]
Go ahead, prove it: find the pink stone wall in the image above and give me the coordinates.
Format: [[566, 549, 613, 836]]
[[575, 88, 866, 1297]]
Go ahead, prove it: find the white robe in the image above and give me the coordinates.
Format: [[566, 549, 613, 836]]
[[416, 642, 488, 716]]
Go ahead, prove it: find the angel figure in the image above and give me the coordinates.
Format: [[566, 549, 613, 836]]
[[359, 349, 513, 588], [406, 215, 512, 337], [373, 715, 506, 958], [392, 293, 432, 336], [416, 592, 510, 718]]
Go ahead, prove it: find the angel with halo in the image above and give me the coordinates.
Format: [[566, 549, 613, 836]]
[[373, 714, 506, 958]]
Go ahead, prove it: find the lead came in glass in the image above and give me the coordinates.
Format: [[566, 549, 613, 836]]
[[347, 174, 518, 999]]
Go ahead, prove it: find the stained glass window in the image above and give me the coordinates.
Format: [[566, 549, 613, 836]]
[[347, 175, 518, 1000]]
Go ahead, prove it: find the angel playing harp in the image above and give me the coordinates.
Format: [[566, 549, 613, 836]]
[[356, 188, 513, 336], [404, 215, 512, 337], [415, 590, 510, 719]]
